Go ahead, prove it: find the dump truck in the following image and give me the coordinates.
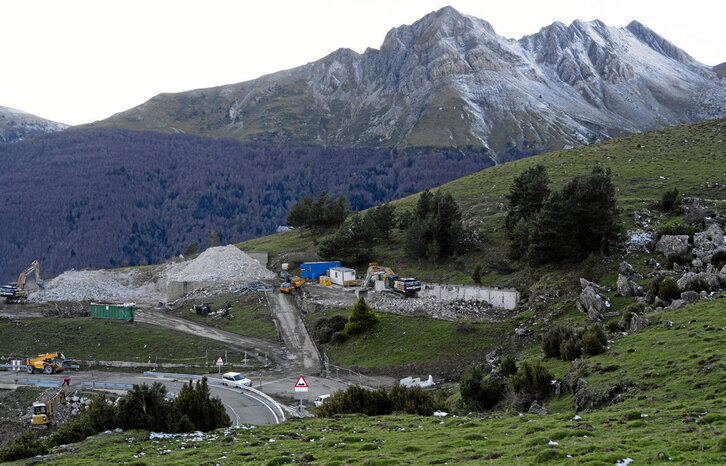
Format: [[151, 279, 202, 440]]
[[280, 277, 306, 294], [360, 263, 421, 297], [32, 389, 66, 427], [1, 260, 45, 303], [25, 352, 71, 374]]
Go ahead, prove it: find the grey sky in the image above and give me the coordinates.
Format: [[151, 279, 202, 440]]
[[1, 0, 723, 125]]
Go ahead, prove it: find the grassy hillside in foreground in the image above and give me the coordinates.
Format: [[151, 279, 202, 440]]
[[240, 118, 726, 284], [36, 294, 726, 464]]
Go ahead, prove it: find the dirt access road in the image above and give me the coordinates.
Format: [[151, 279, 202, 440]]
[[134, 309, 287, 368], [267, 293, 322, 374]]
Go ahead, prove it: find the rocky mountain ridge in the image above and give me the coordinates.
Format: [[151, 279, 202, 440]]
[[0, 106, 68, 143], [91, 7, 726, 162]]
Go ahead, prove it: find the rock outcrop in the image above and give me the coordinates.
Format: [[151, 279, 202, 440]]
[[655, 235, 689, 257], [692, 223, 725, 263], [577, 279, 608, 322]]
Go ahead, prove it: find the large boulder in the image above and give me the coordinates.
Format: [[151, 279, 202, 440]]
[[655, 235, 689, 257], [577, 284, 608, 322], [692, 223, 726, 263], [680, 290, 700, 304], [619, 261, 643, 281], [629, 313, 650, 332], [616, 274, 637, 297], [677, 272, 723, 291]]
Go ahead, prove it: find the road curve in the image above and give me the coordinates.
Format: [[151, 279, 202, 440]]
[[0, 370, 280, 426]]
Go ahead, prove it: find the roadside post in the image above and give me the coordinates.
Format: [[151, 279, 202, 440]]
[[216, 356, 224, 374], [294, 375, 309, 415]]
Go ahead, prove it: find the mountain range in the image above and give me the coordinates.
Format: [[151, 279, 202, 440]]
[[1, 7, 726, 279], [87, 6, 726, 162], [0, 106, 67, 143]]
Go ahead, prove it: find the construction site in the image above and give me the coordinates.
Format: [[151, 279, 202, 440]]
[[0, 244, 520, 444]]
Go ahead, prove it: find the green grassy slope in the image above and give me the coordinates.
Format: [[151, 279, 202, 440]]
[[307, 308, 521, 372], [0, 319, 248, 366], [240, 118, 726, 284], [38, 294, 726, 464]]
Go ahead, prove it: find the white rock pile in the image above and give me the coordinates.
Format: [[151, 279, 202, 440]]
[[167, 245, 275, 282], [29, 270, 147, 302]]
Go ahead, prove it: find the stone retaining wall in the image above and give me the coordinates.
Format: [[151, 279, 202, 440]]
[[419, 283, 519, 310]]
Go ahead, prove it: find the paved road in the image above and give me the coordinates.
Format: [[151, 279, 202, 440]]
[[268, 293, 322, 374], [0, 370, 282, 425]]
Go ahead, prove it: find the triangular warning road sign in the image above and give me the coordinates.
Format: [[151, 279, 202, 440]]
[[295, 375, 309, 388]]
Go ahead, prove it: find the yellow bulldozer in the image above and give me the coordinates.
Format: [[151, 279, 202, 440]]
[[31, 389, 66, 427], [25, 352, 71, 374]]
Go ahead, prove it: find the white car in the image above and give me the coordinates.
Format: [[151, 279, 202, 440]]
[[221, 372, 253, 388], [314, 394, 330, 407]]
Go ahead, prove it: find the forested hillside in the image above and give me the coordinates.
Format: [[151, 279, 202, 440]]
[[0, 128, 492, 281]]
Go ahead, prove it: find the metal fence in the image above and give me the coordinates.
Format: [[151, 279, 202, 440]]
[[322, 354, 383, 389]]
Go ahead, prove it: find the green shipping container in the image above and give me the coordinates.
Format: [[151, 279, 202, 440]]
[[90, 302, 135, 321]]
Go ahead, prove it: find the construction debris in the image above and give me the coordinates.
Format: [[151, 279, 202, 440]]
[[237, 281, 274, 294]]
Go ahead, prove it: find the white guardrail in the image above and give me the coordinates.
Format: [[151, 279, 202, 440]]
[[143, 372, 285, 424]]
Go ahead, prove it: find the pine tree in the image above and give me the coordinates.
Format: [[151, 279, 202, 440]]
[[344, 297, 378, 335], [505, 165, 550, 235]]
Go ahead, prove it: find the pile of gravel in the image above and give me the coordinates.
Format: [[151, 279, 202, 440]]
[[168, 245, 275, 282], [29, 270, 143, 302]]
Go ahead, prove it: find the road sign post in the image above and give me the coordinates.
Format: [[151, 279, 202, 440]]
[[216, 356, 224, 374], [294, 375, 309, 414]]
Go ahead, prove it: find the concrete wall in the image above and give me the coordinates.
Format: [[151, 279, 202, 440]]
[[244, 251, 269, 267], [166, 280, 217, 302], [419, 283, 520, 310]]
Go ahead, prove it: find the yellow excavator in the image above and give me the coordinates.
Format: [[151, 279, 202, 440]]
[[31, 389, 66, 427], [1, 260, 45, 303], [360, 263, 421, 297], [25, 352, 70, 374]]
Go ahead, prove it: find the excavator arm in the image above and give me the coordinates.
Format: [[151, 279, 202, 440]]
[[17, 260, 44, 290]]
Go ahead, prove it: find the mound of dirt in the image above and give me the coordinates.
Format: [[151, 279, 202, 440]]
[[168, 245, 275, 282]]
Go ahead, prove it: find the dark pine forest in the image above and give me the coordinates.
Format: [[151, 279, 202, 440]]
[[0, 128, 493, 280]]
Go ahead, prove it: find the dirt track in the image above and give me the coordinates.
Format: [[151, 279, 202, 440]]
[[267, 293, 322, 374], [134, 308, 288, 367]]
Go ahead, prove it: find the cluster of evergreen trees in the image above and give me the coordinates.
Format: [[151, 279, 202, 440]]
[[404, 189, 467, 262], [316, 203, 396, 264], [286, 192, 349, 232], [505, 165, 623, 265], [288, 187, 467, 265], [0, 379, 229, 462]]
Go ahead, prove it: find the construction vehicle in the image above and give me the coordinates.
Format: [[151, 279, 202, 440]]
[[1, 260, 45, 303], [31, 389, 66, 427], [361, 263, 421, 297], [25, 352, 70, 374], [280, 277, 306, 294]]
